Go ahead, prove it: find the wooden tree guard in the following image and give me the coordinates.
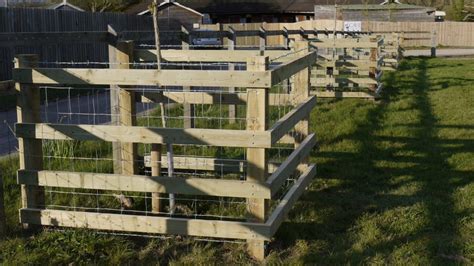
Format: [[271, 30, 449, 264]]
[[311, 36, 385, 99], [14, 42, 318, 260]]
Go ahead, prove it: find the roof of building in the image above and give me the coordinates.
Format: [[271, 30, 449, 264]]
[[48, 0, 84, 11], [325, 3, 435, 10], [126, 0, 387, 15], [137, 0, 203, 16]]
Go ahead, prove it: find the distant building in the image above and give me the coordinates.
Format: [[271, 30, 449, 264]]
[[48, 0, 84, 11], [1, 0, 49, 7], [314, 3, 436, 22], [126, 0, 346, 24], [128, 0, 203, 30]]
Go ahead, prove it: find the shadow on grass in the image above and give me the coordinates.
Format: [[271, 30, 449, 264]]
[[271, 58, 472, 263]]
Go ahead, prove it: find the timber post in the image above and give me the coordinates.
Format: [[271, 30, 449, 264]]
[[246, 55, 269, 260], [182, 25, 195, 128], [109, 40, 138, 175], [15, 54, 44, 228], [228, 26, 237, 123]]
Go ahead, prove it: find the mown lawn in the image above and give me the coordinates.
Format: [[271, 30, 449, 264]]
[[0, 57, 472, 264]]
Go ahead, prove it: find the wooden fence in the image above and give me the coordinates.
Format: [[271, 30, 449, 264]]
[[0, 7, 153, 80], [364, 21, 474, 47], [200, 20, 474, 47], [310, 36, 386, 99]]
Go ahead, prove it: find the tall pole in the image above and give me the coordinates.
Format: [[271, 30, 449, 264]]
[[152, 0, 175, 214], [333, 4, 338, 59], [152, 0, 162, 69], [333, 4, 338, 40]]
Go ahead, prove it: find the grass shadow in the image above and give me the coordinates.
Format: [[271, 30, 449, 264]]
[[268, 57, 473, 264]]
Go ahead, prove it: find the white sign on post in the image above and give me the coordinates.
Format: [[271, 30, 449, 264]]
[[344, 21, 362, 32]]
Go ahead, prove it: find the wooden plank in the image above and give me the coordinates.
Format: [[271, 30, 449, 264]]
[[17, 170, 272, 199], [20, 208, 271, 240], [141, 91, 295, 106], [271, 51, 318, 85], [269, 96, 317, 144], [266, 134, 316, 195], [266, 164, 316, 236], [13, 68, 272, 88], [15, 123, 272, 148]]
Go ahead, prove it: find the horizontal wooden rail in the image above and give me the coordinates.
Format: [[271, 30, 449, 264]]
[[266, 134, 316, 195], [188, 29, 371, 38], [15, 123, 272, 148], [317, 60, 377, 69], [311, 77, 377, 86], [311, 40, 378, 49], [312, 91, 378, 99], [384, 58, 398, 64], [141, 91, 296, 106], [143, 155, 279, 174], [313, 69, 340, 75], [13, 68, 272, 88], [0, 29, 425, 48], [269, 96, 317, 144], [20, 208, 271, 240], [17, 170, 271, 198], [271, 51, 318, 85], [135, 49, 289, 63]]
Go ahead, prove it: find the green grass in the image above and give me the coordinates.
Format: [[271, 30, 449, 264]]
[[0, 57, 473, 264]]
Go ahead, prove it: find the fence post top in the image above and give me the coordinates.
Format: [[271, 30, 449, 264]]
[[14, 54, 39, 67]]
